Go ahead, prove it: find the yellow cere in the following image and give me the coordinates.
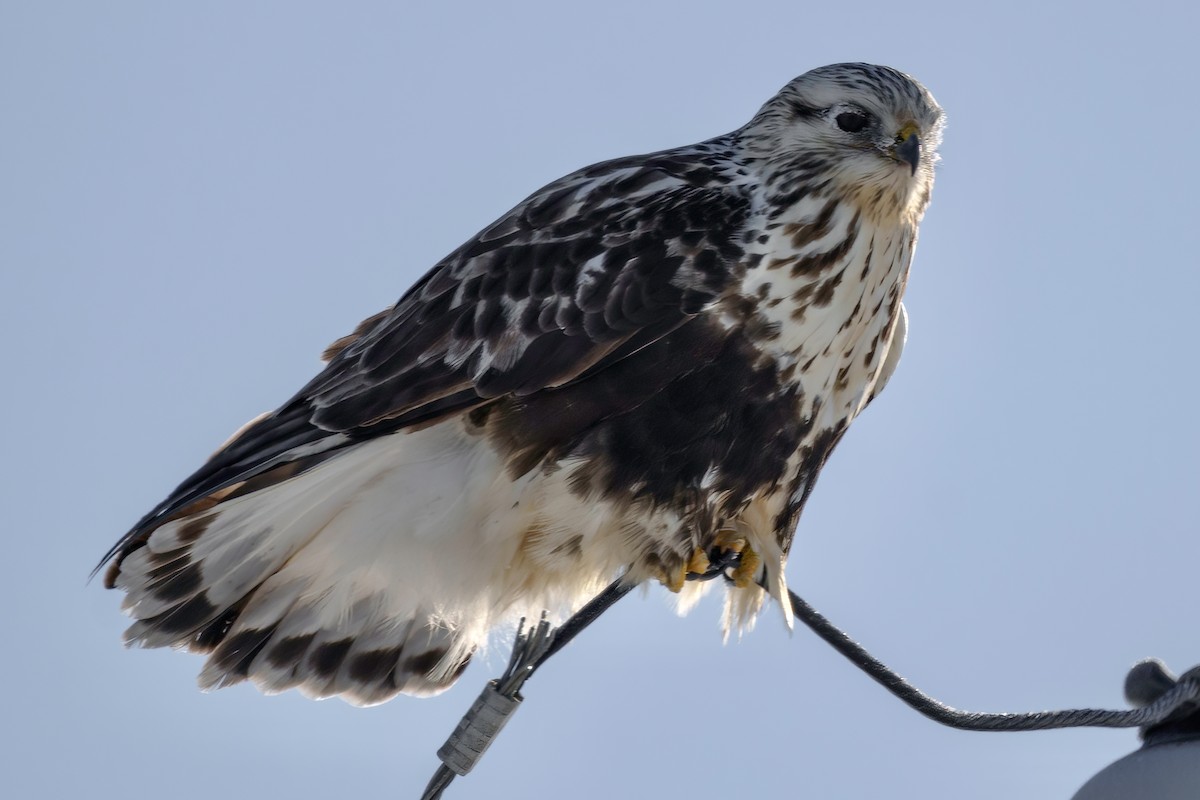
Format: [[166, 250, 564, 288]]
[[895, 122, 920, 143]]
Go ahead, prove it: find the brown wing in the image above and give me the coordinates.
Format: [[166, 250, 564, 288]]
[[100, 145, 753, 576]]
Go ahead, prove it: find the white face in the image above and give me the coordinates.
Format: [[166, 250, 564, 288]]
[[747, 63, 944, 222]]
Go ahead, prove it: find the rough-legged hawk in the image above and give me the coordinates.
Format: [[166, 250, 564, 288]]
[[100, 63, 944, 706]]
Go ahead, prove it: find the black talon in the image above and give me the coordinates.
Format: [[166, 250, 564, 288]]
[[686, 547, 743, 583]]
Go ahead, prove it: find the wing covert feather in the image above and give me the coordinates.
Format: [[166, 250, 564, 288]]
[[305, 153, 753, 432]]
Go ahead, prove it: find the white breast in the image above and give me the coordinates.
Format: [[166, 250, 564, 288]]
[[738, 195, 915, 424]]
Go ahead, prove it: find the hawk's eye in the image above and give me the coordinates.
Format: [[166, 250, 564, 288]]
[[835, 111, 870, 133]]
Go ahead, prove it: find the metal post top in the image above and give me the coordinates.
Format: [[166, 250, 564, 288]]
[[1072, 660, 1200, 800], [1072, 738, 1200, 800]]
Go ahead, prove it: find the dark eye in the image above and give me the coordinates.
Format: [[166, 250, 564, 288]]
[[835, 111, 870, 133]]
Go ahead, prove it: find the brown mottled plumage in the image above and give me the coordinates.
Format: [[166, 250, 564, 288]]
[[100, 63, 943, 706]]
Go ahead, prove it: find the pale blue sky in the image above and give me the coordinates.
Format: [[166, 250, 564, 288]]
[[3, 2, 1198, 798]]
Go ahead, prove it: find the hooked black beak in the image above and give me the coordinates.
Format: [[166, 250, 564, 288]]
[[894, 129, 921, 176]]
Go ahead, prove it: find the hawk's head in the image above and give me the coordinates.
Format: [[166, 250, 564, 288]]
[[743, 62, 944, 223]]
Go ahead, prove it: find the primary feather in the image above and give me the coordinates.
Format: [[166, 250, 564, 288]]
[[101, 62, 943, 706]]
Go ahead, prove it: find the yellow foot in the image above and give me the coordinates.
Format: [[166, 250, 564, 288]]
[[730, 544, 761, 588], [662, 560, 687, 593], [661, 548, 714, 593], [663, 531, 763, 590], [709, 530, 761, 588]]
